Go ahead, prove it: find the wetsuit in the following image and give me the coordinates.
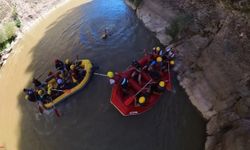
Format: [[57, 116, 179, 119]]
[[33, 79, 42, 88], [149, 83, 165, 94], [55, 60, 65, 71], [24, 88, 37, 102]]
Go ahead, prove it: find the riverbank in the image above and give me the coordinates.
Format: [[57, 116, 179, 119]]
[[0, 0, 69, 68], [0, 0, 91, 149], [126, 0, 250, 150]]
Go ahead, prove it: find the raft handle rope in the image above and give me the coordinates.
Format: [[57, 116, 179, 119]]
[[51, 88, 71, 93], [125, 79, 153, 106]]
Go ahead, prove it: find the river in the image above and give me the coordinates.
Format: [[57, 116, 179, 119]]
[[0, 0, 205, 150]]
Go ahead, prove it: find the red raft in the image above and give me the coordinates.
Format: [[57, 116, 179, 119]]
[[110, 54, 172, 116]]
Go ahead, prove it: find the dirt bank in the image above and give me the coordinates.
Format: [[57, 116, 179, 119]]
[[126, 0, 250, 149], [0, 0, 91, 149]]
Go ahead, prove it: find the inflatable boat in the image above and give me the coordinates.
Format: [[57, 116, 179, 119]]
[[110, 54, 172, 116], [44, 59, 93, 109]]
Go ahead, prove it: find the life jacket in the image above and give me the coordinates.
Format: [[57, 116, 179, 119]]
[[120, 78, 128, 89], [149, 60, 157, 67], [158, 50, 163, 56], [121, 78, 128, 85]]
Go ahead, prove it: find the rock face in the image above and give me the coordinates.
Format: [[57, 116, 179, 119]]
[[126, 0, 250, 149]]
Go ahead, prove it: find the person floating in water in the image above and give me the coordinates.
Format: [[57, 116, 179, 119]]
[[101, 28, 109, 39]]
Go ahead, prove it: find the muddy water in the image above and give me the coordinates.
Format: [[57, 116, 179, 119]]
[[0, 0, 206, 150]]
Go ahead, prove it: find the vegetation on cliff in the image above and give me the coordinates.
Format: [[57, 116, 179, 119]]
[[129, 0, 142, 8], [0, 8, 21, 52]]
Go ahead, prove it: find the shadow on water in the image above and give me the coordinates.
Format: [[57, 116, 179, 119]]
[[18, 0, 206, 149]]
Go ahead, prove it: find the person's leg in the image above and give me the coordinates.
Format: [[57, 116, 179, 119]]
[[138, 73, 142, 85]]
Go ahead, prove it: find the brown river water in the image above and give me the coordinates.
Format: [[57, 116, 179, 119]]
[[0, 0, 206, 150]]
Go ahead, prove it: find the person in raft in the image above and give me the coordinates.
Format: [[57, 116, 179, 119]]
[[148, 80, 166, 94], [32, 78, 46, 89], [69, 64, 86, 84], [151, 46, 163, 58], [155, 46, 164, 56], [107, 71, 126, 85], [24, 88, 38, 102], [37, 89, 52, 104], [64, 59, 73, 71], [142, 56, 162, 81], [164, 47, 176, 59], [136, 95, 147, 106], [144, 55, 162, 71], [131, 60, 143, 85], [55, 59, 66, 72], [161, 57, 175, 72]]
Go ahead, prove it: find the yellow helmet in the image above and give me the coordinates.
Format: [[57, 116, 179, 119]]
[[70, 65, 75, 70], [47, 83, 53, 88], [107, 71, 114, 78], [25, 95, 29, 100], [59, 73, 64, 78], [38, 90, 43, 95], [156, 57, 162, 62], [138, 96, 146, 104], [170, 60, 175, 65], [47, 89, 52, 95], [159, 81, 165, 87], [65, 59, 70, 64], [156, 47, 161, 51]]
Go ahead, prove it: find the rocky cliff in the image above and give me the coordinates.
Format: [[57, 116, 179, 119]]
[[126, 0, 250, 149]]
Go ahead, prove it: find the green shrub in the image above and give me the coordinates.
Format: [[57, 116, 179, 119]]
[[4, 21, 16, 39], [12, 7, 18, 20], [0, 21, 17, 52], [0, 28, 8, 52], [0, 27, 7, 44], [15, 17, 21, 28], [12, 7, 21, 28]]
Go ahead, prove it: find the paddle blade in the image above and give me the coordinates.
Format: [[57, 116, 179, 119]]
[[166, 83, 172, 91], [38, 106, 44, 114], [124, 96, 135, 106], [64, 89, 71, 93], [54, 108, 61, 117]]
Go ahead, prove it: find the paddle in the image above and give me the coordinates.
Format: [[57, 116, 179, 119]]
[[51, 88, 71, 94], [93, 72, 108, 77], [38, 103, 44, 114], [33, 94, 44, 114], [167, 61, 172, 91], [52, 104, 61, 117], [0, 144, 5, 149], [124, 79, 153, 106]]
